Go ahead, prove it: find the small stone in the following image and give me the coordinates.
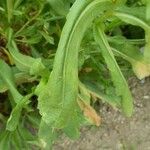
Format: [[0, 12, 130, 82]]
[[103, 133, 108, 137], [121, 120, 124, 124], [136, 103, 143, 108], [140, 79, 145, 84]]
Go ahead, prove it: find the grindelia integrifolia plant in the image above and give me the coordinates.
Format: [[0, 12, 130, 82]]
[[0, 0, 150, 149]]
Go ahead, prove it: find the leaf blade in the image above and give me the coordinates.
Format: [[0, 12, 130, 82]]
[[94, 24, 133, 117]]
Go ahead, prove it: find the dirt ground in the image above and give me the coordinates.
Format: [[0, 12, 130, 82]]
[[54, 77, 150, 150]]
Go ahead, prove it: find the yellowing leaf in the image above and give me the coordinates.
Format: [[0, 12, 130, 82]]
[[111, 46, 150, 79], [132, 61, 150, 79], [114, 11, 150, 79], [77, 98, 101, 126]]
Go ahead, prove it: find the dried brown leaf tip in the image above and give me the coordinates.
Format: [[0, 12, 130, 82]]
[[78, 99, 101, 126], [132, 61, 150, 79]]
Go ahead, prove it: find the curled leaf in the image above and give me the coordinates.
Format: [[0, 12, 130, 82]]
[[78, 96, 101, 126], [8, 39, 46, 76], [38, 0, 113, 128]]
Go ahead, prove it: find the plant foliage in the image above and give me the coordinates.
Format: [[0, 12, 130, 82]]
[[0, 0, 150, 149]]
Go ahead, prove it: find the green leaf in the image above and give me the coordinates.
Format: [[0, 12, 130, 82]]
[[38, 120, 56, 150], [27, 113, 41, 128], [0, 6, 5, 12], [11, 130, 25, 149], [8, 40, 46, 76], [146, 0, 150, 21], [0, 131, 11, 150], [6, 93, 33, 131], [38, 0, 114, 128], [93, 24, 133, 117], [112, 46, 150, 79], [63, 110, 80, 139], [112, 0, 127, 5], [34, 78, 47, 96], [23, 35, 42, 44], [0, 78, 7, 93], [6, 0, 13, 23], [114, 11, 150, 71], [0, 60, 22, 103], [79, 81, 91, 104], [84, 82, 121, 107], [0, 69, 37, 93], [116, 6, 146, 21], [17, 124, 35, 142], [114, 12, 150, 31], [47, 0, 70, 16], [39, 30, 54, 45], [144, 31, 150, 61]]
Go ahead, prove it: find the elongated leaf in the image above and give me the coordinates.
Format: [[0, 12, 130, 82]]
[[78, 96, 101, 126], [114, 12, 150, 30], [0, 6, 5, 12], [109, 34, 150, 79], [0, 131, 11, 150], [39, 30, 54, 45], [144, 31, 150, 60], [6, 94, 32, 131], [7, 0, 13, 23], [38, 0, 114, 128], [11, 130, 25, 149], [112, 46, 150, 79], [17, 124, 35, 142], [112, 11, 150, 77], [94, 24, 133, 117], [84, 82, 121, 107], [146, 0, 150, 21], [79, 81, 91, 104], [8, 40, 46, 76], [116, 6, 146, 21], [114, 12, 150, 61], [0, 70, 36, 93], [0, 60, 22, 103]]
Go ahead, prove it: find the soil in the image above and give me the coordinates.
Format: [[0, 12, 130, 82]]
[[54, 77, 150, 150]]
